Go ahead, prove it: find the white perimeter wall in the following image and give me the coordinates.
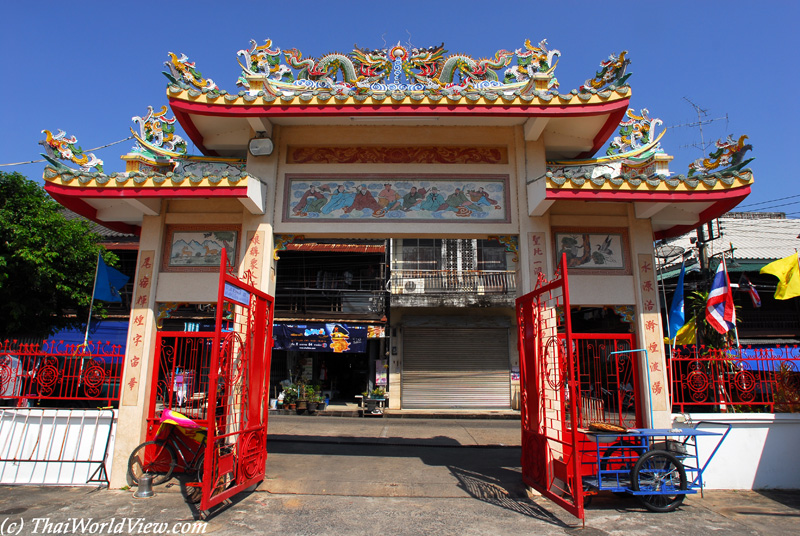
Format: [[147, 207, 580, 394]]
[[0, 408, 117, 485], [675, 413, 800, 489]]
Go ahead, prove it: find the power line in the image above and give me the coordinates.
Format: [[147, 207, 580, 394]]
[[736, 193, 800, 209], [0, 136, 134, 168]]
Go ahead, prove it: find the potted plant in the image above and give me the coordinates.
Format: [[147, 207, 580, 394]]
[[370, 387, 385, 399], [283, 384, 298, 410], [306, 385, 319, 413]]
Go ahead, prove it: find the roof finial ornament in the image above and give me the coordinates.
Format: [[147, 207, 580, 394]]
[[688, 135, 753, 176], [39, 130, 104, 173]]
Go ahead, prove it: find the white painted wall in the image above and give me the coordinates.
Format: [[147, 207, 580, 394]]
[[0, 408, 117, 486], [674, 413, 800, 489]]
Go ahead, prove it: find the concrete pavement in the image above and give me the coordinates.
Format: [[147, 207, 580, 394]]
[[0, 414, 797, 535]]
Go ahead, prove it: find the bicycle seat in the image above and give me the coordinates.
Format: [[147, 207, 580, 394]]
[[159, 408, 206, 430]]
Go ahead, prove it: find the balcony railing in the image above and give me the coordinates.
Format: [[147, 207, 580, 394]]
[[389, 269, 516, 295], [669, 345, 799, 413]]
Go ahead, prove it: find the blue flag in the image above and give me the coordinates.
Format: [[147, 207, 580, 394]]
[[94, 255, 129, 302], [668, 262, 686, 340]]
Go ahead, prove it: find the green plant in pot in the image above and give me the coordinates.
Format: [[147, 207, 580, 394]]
[[283, 384, 298, 409], [370, 387, 385, 400]]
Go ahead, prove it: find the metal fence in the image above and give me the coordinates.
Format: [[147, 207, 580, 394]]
[[0, 339, 124, 406], [390, 269, 516, 295], [669, 345, 800, 413]]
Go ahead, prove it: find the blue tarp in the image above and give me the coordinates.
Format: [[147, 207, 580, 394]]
[[726, 347, 799, 372]]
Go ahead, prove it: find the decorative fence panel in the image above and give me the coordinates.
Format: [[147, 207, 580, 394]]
[[669, 345, 800, 413], [0, 340, 124, 406]]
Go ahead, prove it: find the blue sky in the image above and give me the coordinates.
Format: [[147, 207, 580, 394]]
[[1, 1, 798, 214]]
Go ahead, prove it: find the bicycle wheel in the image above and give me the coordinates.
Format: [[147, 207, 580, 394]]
[[184, 454, 204, 504], [127, 440, 176, 486], [630, 449, 687, 512]]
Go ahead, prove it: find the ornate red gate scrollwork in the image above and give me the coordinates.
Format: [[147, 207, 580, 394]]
[[201, 248, 274, 511], [516, 253, 584, 520]]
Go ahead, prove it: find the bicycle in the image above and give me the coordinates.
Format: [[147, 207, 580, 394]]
[[127, 408, 207, 503]]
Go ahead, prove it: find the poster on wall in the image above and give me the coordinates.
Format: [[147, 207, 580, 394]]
[[273, 322, 367, 353]]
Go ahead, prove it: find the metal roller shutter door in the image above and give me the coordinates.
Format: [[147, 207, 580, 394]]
[[402, 327, 510, 409]]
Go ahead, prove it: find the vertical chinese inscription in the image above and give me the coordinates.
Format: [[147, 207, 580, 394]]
[[529, 232, 547, 281], [243, 231, 265, 287], [637, 253, 667, 411], [122, 250, 156, 407]]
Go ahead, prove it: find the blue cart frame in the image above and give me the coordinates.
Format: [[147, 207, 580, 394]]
[[581, 423, 731, 512]]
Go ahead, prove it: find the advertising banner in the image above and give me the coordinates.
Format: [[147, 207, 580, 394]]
[[273, 322, 368, 353]]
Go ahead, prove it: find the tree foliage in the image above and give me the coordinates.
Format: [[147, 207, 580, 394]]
[[0, 171, 112, 339]]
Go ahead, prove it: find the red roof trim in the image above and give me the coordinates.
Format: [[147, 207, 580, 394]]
[[546, 186, 751, 203], [545, 184, 751, 240], [169, 97, 630, 157], [44, 183, 247, 198]]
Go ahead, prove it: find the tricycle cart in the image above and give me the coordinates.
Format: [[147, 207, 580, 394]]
[[581, 423, 731, 512]]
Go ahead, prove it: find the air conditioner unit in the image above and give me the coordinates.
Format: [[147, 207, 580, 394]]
[[403, 279, 425, 294]]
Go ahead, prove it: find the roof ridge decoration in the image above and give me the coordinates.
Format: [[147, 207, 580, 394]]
[[39, 130, 104, 173], [581, 51, 631, 92], [163, 52, 218, 91], [132, 106, 187, 155], [167, 38, 628, 101], [606, 108, 662, 156], [688, 135, 753, 176]]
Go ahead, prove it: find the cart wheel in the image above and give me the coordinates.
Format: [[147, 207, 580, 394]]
[[601, 442, 640, 497], [630, 449, 687, 513]]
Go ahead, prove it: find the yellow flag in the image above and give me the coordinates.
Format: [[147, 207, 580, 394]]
[[673, 319, 697, 346], [760, 253, 800, 300]]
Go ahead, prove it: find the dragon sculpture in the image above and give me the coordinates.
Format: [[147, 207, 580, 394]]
[[504, 39, 560, 85], [132, 106, 187, 155], [163, 52, 218, 91], [688, 135, 753, 176], [283, 48, 364, 87], [607, 109, 663, 156], [437, 48, 515, 85], [39, 130, 103, 173], [582, 51, 630, 91]]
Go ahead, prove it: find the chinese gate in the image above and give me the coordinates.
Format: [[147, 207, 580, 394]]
[[146, 249, 273, 511], [516, 253, 584, 520]]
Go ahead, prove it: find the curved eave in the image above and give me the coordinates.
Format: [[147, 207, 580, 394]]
[[545, 171, 753, 240], [167, 87, 630, 160], [43, 168, 261, 235]]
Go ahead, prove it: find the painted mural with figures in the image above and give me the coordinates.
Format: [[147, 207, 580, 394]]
[[284, 175, 510, 222]]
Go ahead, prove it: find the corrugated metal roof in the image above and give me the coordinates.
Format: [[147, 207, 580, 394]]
[[659, 214, 800, 269], [60, 208, 138, 240]]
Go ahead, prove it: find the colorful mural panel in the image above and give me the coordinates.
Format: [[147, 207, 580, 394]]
[[283, 174, 510, 223]]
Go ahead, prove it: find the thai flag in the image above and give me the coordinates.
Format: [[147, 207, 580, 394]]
[[739, 274, 762, 308], [705, 260, 736, 334]]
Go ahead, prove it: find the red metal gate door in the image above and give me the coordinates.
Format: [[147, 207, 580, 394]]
[[516, 253, 584, 520], [201, 249, 274, 511]]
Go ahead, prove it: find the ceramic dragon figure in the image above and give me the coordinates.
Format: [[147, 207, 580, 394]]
[[132, 106, 187, 155], [283, 48, 362, 87], [607, 109, 663, 156], [437, 48, 515, 86], [350, 45, 393, 86], [688, 135, 753, 176], [40, 130, 104, 173], [582, 51, 631, 91], [401, 43, 447, 86], [164, 52, 218, 91], [505, 39, 560, 85]]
